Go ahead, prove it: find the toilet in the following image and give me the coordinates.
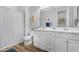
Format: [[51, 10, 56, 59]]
[[24, 35, 33, 45]]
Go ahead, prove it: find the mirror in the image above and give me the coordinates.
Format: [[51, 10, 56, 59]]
[[57, 9, 66, 27], [40, 6, 79, 28]]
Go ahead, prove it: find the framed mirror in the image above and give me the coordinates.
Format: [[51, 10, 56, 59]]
[[57, 10, 67, 27]]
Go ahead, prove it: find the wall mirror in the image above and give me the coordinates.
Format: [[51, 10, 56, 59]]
[[40, 6, 79, 28], [57, 8, 66, 27]]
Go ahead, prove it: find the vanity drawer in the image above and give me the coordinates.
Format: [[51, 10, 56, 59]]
[[47, 42, 54, 52], [55, 32, 67, 38], [67, 34, 79, 40], [55, 32, 79, 40], [47, 42, 54, 47], [47, 37, 54, 40], [47, 32, 54, 37], [47, 47, 54, 52]]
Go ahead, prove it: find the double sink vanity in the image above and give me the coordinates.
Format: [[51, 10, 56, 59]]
[[31, 6, 79, 52], [33, 27, 79, 52]]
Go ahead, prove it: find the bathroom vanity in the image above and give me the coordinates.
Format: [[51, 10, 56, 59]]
[[33, 28, 79, 52], [31, 6, 79, 52]]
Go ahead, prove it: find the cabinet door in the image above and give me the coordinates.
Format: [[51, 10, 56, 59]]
[[33, 31, 46, 51], [46, 32, 54, 52], [33, 31, 40, 48], [0, 39, 2, 48], [39, 31, 46, 50], [55, 38, 67, 52], [47, 39, 54, 52], [68, 40, 79, 52]]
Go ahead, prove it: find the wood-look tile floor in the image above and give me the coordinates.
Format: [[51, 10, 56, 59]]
[[10, 43, 43, 52]]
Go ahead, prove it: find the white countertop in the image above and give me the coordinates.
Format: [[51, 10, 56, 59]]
[[34, 27, 79, 34]]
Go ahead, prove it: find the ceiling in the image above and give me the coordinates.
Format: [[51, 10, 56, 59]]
[[40, 6, 67, 13]]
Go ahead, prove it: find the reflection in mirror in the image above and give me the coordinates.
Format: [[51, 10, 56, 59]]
[[40, 6, 79, 28], [76, 7, 79, 27], [57, 10, 66, 27], [40, 6, 67, 28]]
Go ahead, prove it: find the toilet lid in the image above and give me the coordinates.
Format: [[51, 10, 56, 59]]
[[24, 36, 32, 40]]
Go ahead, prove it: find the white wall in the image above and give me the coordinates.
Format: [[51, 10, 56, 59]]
[[4, 6, 32, 36], [40, 6, 77, 27], [17, 6, 25, 12], [4, 6, 25, 13], [67, 6, 78, 27], [4, 6, 18, 10], [69, 6, 74, 27], [30, 6, 40, 29], [25, 7, 30, 35], [73, 6, 78, 27], [40, 8, 57, 27], [0, 7, 24, 48]]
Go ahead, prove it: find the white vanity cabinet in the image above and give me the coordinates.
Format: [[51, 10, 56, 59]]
[[33, 30, 54, 51], [46, 32, 54, 52], [55, 32, 79, 52], [55, 32, 68, 52], [33, 31, 41, 49], [68, 40, 79, 52], [55, 38, 67, 52], [33, 31, 47, 51], [34, 29, 79, 52], [39, 31, 47, 50]]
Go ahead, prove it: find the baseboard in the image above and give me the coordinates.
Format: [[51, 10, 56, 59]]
[[0, 41, 23, 51]]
